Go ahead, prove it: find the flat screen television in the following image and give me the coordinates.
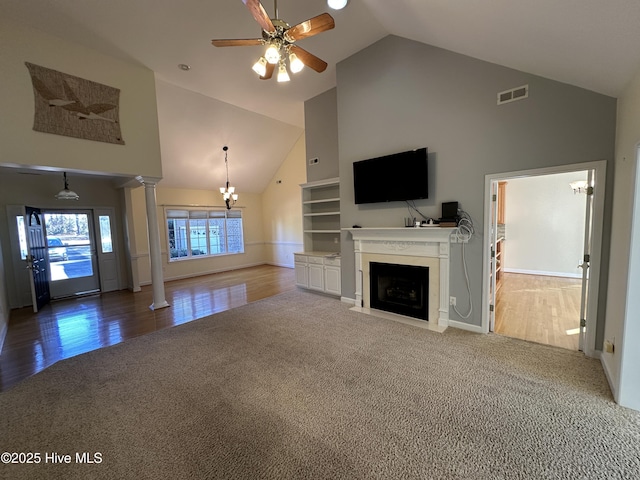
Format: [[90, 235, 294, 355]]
[[353, 147, 428, 204]]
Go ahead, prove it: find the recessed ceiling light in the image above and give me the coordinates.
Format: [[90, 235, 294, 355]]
[[178, 64, 191, 71], [327, 0, 348, 9]]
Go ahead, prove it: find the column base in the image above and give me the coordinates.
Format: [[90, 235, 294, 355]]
[[149, 301, 170, 311]]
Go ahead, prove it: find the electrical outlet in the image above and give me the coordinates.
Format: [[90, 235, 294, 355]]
[[450, 296, 456, 306], [334, 237, 339, 244], [604, 339, 615, 354], [309, 158, 319, 165]]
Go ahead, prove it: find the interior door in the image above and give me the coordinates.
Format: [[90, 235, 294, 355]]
[[578, 169, 595, 351], [25, 206, 50, 312], [488, 180, 499, 332]]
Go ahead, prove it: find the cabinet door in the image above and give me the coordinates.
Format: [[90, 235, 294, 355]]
[[324, 266, 341, 296], [295, 262, 308, 287], [308, 263, 325, 291]]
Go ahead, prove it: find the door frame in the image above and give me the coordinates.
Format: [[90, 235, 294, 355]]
[[44, 209, 101, 299], [482, 160, 607, 357]]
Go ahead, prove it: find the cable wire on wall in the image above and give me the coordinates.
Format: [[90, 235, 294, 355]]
[[452, 208, 474, 319]]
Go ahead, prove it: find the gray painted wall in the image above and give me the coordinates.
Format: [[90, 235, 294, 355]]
[[304, 88, 339, 182], [336, 35, 616, 328]]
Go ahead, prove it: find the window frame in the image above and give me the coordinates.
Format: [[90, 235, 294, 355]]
[[165, 207, 244, 262]]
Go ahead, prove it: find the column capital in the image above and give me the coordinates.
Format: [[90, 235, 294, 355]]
[[135, 175, 163, 187]]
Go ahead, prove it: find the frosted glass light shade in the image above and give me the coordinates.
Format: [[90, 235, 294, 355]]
[[252, 57, 267, 76], [265, 44, 280, 64], [289, 53, 304, 73], [277, 63, 290, 82]]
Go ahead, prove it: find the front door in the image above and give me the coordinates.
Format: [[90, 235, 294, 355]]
[[25, 206, 50, 312], [44, 210, 101, 299]]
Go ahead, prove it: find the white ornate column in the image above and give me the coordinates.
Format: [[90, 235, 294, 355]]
[[136, 176, 169, 310]]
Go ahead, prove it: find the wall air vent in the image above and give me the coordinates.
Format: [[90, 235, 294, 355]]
[[497, 84, 529, 105]]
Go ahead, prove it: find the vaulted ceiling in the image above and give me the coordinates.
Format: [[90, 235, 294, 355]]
[[4, 0, 640, 192]]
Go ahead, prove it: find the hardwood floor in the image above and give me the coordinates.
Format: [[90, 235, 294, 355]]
[[494, 272, 582, 351], [0, 265, 295, 392]]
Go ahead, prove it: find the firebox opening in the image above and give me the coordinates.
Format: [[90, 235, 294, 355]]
[[370, 262, 429, 321]]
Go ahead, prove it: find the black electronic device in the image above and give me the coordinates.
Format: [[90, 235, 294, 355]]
[[442, 202, 458, 219], [353, 148, 428, 204], [441, 201, 459, 221]]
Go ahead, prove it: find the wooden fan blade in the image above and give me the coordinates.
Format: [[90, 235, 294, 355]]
[[242, 0, 276, 34], [260, 62, 275, 80], [211, 38, 264, 47], [285, 13, 335, 42], [289, 45, 328, 73]]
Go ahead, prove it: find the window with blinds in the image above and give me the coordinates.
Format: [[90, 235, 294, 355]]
[[166, 208, 244, 261]]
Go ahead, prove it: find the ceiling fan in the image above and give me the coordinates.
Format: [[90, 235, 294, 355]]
[[211, 0, 335, 82]]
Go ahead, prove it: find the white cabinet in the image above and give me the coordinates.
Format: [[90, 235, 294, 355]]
[[293, 253, 341, 296], [294, 255, 309, 288], [309, 257, 324, 292], [324, 257, 341, 296]]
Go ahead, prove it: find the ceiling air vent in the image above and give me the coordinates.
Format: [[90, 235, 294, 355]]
[[497, 84, 529, 105]]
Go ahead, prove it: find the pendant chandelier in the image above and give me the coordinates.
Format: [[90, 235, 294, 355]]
[[220, 146, 238, 209], [55, 172, 79, 200]]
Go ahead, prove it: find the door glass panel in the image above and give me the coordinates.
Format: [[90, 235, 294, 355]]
[[44, 213, 94, 282], [16, 215, 28, 260], [98, 215, 113, 253]]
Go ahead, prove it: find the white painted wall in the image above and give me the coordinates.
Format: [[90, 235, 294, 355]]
[[503, 172, 587, 277], [261, 135, 306, 268], [0, 19, 162, 179], [603, 64, 640, 411]]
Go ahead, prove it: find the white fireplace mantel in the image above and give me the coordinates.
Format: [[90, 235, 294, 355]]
[[345, 227, 456, 329]]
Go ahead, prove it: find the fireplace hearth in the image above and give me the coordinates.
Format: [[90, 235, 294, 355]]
[[370, 262, 429, 320]]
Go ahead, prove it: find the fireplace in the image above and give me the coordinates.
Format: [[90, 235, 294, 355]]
[[370, 262, 429, 320], [347, 227, 455, 329]]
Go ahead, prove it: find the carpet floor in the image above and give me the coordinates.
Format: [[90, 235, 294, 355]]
[[1, 289, 639, 479]]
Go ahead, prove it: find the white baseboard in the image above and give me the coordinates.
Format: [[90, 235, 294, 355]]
[[266, 261, 294, 269], [341, 296, 357, 306], [138, 261, 271, 286], [448, 319, 484, 333], [503, 268, 582, 279], [600, 354, 618, 402]]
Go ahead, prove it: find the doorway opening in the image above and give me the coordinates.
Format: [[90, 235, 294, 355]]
[[12, 207, 119, 310], [482, 161, 606, 357]]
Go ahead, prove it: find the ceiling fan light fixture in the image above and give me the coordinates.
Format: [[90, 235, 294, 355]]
[[277, 63, 290, 82], [327, 0, 348, 10], [265, 43, 281, 64], [289, 53, 304, 73], [252, 56, 268, 76]]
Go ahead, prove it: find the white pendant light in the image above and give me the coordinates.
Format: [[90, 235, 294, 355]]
[[55, 172, 79, 200]]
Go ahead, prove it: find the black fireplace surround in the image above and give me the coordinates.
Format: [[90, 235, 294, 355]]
[[369, 262, 429, 321]]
